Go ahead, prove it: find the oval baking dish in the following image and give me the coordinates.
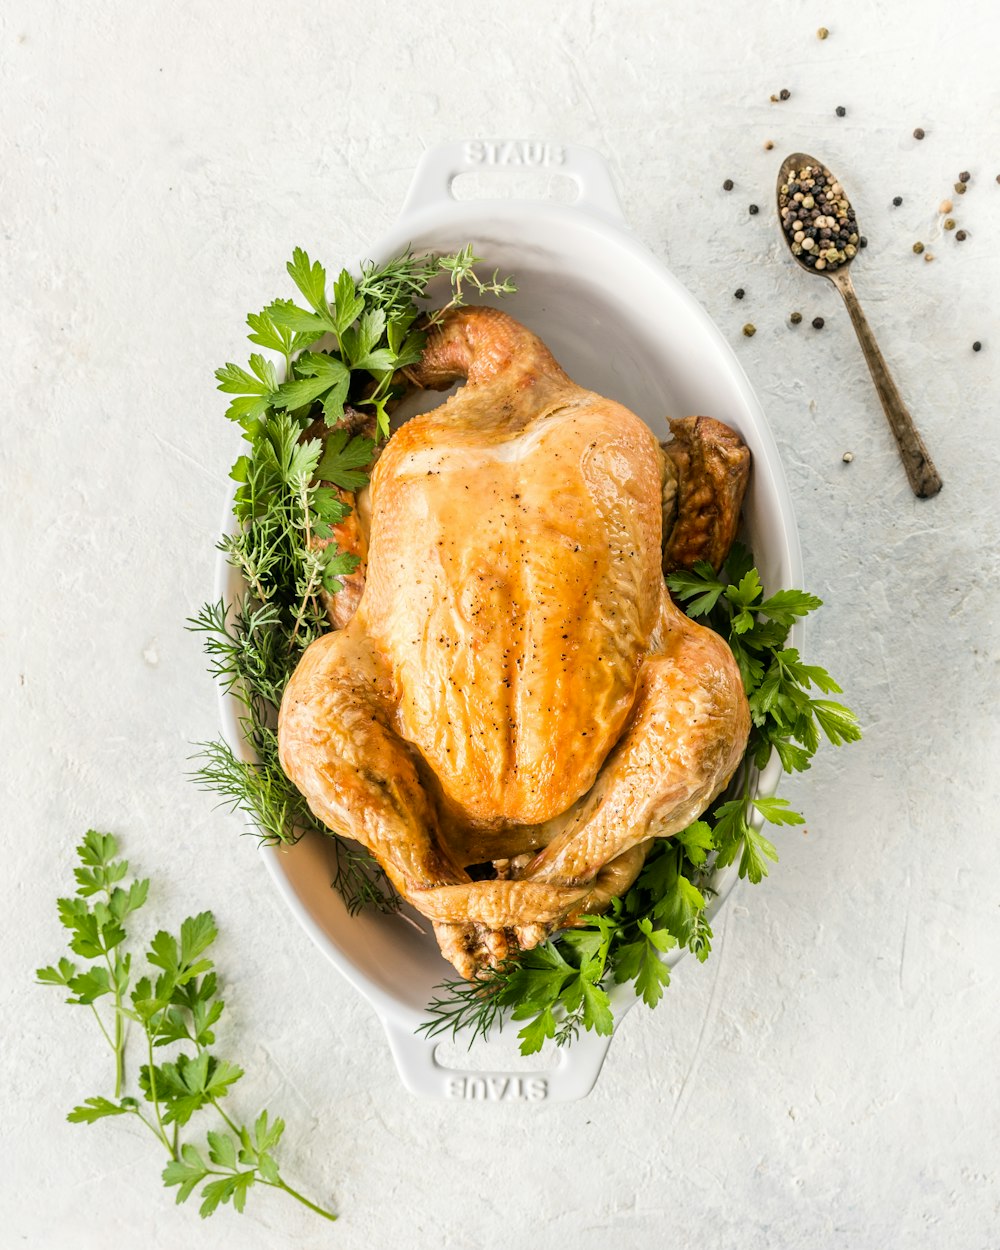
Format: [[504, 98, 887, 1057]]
[[215, 142, 802, 1101]]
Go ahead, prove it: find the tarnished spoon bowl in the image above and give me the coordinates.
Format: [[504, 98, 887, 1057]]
[[777, 151, 942, 499]]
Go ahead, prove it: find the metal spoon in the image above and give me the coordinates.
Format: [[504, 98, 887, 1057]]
[[776, 151, 942, 498]]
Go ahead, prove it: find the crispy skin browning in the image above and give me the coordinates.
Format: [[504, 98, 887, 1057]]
[[279, 309, 751, 978], [522, 589, 749, 886], [662, 415, 751, 573]]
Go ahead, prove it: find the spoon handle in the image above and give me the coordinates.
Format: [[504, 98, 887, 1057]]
[[834, 273, 942, 498]]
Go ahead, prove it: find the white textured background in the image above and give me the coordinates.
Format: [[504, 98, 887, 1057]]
[[3, 2, 999, 1247]]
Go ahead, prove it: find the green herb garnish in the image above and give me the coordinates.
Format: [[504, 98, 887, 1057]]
[[37, 831, 336, 1222], [191, 246, 515, 913], [419, 543, 860, 1054]]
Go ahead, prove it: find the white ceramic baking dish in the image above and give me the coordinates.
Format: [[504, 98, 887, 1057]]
[[215, 142, 802, 1102]]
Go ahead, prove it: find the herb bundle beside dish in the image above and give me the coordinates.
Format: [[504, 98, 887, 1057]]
[[38, 831, 336, 1222]]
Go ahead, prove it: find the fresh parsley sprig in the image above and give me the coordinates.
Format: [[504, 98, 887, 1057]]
[[420, 546, 861, 1055], [193, 245, 515, 914], [666, 542, 861, 784], [218, 245, 514, 439], [37, 831, 336, 1222]]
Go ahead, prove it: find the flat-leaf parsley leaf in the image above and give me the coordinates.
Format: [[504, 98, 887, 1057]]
[[37, 831, 336, 1223]]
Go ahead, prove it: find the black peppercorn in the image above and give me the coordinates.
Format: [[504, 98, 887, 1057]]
[[836, 105, 846, 117], [956, 229, 967, 241], [913, 127, 925, 139], [973, 341, 982, 352], [734, 288, 745, 299], [779, 88, 791, 100], [812, 317, 825, 329], [959, 171, 970, 183], [749, 203, 759, 215], [723, 178, 734, 191], [859, 236, 868, 247], [892, 196, 902, 207]]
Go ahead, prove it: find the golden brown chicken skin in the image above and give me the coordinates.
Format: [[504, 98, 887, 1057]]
[[279, 307, 750, 978]]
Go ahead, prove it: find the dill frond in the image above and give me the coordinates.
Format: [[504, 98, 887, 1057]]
[[416, 964, 515, 1047]]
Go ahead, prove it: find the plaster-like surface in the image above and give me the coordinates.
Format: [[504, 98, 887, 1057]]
[[3, 2, 999, 1247]]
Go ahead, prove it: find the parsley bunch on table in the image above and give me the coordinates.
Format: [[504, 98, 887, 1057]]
[[420, 543, 860, 1054], [37, 832, 335, 1221], [191, 245, 514, 912]]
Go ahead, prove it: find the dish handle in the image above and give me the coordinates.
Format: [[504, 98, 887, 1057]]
[[399, 140, 628, 227], [382, 1016, 614, 1103]]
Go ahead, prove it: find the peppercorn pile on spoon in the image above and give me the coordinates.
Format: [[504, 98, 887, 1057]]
[[776, 151, 942, 498]]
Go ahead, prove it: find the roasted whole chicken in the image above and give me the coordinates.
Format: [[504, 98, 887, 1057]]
[[279, 307, 751, 979]]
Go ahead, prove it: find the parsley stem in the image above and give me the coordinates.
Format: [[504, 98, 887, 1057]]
[[144, 1029, 174, 1157], [131, 1106, 169, 1144], [88, 1003, 116, 1053], [210, 1097, 241, 1139], [98, 878, 127, 1097], [268, 1178, 338, 1223], [112, 992, 123, 1097], [190, 1163, 337, 1223], [101, 949, 124, 1098]]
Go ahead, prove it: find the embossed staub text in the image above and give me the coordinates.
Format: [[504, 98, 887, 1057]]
[[463, 141, 565, 168], [445, 1075, 548, 1102]]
